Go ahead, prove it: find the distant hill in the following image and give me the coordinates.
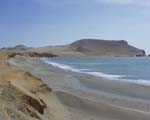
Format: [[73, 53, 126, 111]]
[[66, 39, 145, 56], [1, 39, 145, 57], [27, 39, 145, 57], [1, 45, 29, 51]]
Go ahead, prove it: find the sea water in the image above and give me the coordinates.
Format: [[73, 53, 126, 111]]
[[42, 57, 150, 86]]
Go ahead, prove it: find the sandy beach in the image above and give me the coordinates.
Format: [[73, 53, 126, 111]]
[[7, 56, 150, 120], [1, 0, 150, 119]]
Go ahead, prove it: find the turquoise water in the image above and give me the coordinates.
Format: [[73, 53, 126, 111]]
[[43, 57, 150, 86]]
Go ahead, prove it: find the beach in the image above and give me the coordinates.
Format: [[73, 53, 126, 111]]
[[1, 0, 150, 119], [7, 56, 150, 120]]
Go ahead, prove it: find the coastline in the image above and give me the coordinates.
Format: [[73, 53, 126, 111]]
[[8, 56, 150, 120], [41, 57, 150, 87]]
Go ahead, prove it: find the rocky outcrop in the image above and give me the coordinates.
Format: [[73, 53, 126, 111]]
[[8, 52, 57, 58]]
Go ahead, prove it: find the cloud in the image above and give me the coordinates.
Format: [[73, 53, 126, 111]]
[[98, 0, 150, 7]]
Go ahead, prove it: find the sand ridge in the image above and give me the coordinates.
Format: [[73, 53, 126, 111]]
[[0, 52, 52, 120]]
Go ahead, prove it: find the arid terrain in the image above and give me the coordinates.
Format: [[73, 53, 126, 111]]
[[0, 40, 149, 120], [2, 39, 146, 57]]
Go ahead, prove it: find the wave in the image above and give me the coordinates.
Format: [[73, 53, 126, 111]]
[[42, 58, 80, 72], [42, 58, 150, 86], [42, 58, 125, 79], [85, 72, 125, 79], [120, 79, 150, 87]]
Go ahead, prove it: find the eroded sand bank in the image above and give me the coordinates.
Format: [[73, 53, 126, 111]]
[[0, 53, 70, 120]]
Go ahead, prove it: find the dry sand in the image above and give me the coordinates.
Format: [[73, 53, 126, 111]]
[[0, 52, 68, 120], [7, 56, 150, 120]]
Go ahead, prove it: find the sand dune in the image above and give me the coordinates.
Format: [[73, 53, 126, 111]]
[[0, 53, 53, 120]]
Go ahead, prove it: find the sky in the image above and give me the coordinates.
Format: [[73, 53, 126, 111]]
[[0, 0, 150, 53]]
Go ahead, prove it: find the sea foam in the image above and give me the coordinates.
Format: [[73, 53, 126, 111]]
[[42, 58, 79, 72], [42, 58, 150, 87], [42, 58, 125, 79]]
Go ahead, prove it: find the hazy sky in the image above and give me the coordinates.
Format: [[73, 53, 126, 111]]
[[0, 0, 150, 53]]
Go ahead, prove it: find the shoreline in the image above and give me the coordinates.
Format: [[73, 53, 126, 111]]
[[8, 56, 150, 119], [41, 57, 150, 87]]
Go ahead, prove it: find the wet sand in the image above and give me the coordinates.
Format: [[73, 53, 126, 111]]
[[9, 56, 150, 120]]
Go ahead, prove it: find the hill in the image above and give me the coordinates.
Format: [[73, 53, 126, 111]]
[[1, 39, 146, 57], [66, 39, 145, 56]]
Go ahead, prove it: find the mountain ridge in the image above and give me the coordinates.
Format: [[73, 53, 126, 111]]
[[0, 39, 146, 57]]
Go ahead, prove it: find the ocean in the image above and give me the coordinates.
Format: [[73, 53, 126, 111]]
[[42, 57, 150, 86]]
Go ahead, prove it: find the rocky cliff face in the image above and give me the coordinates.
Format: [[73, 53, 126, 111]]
[[68, 39, 145, 56]]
